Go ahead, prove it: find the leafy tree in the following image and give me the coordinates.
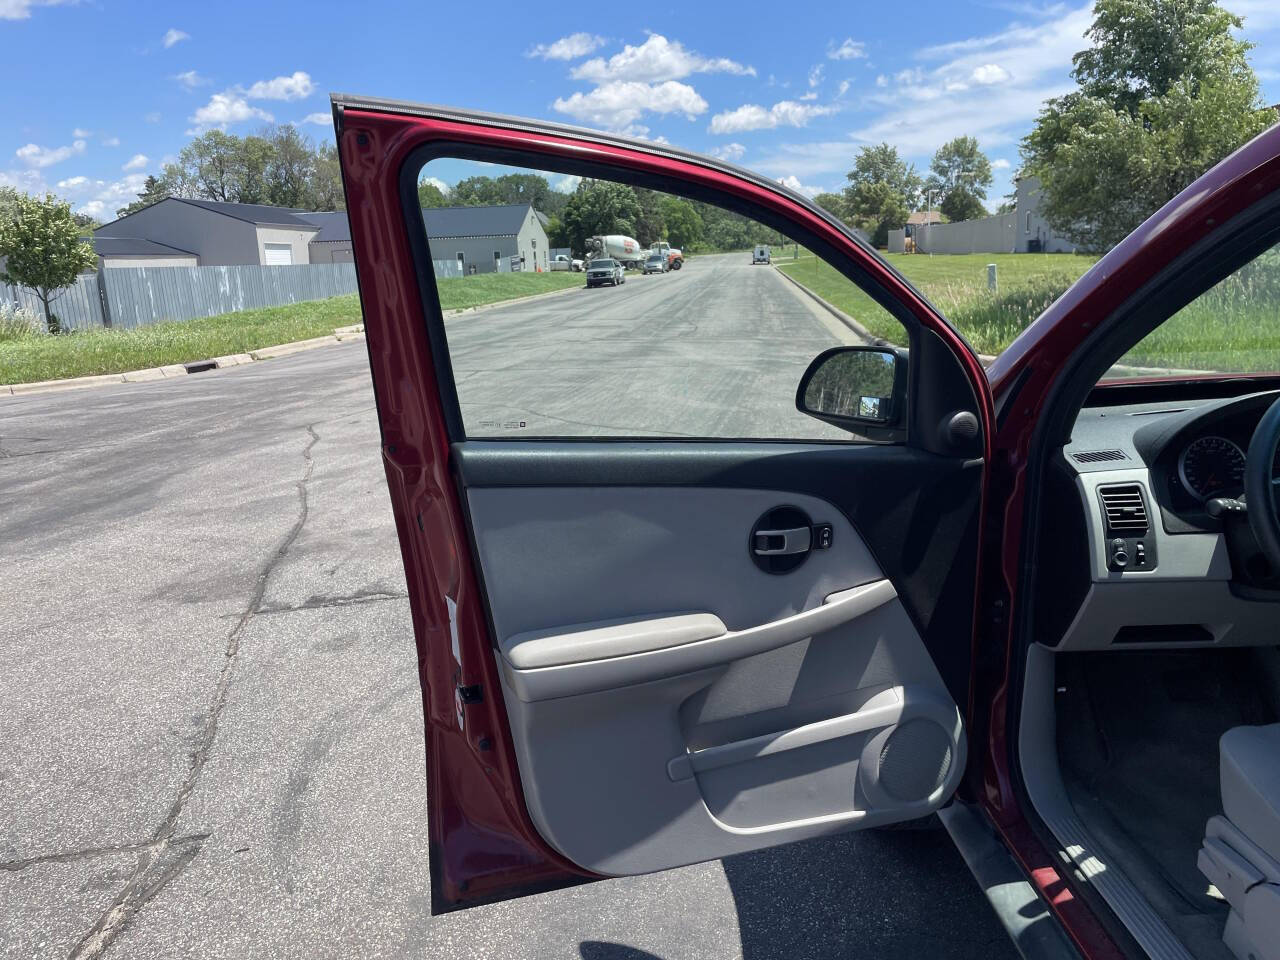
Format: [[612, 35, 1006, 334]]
[[234, 134, 274, 205], [811, 192, 847, 220], [561, 180, 641, 252], [544, 214, 570, 249], [263, 124, 316, 208], [450, 173, 567, 216], [117, 175, 171, 217], [1071, 0, 1255, 115], [0, 192, 97, 333], [633, 187, 666, 246], [658, 196, 702, 249], [927, 136, 993, 222], [179, 130, 243, 202], [312, 144, 345, 211], [417, 180, 448, 208], [1022, 0, 1273, 252], [843, 144, 923, 247]]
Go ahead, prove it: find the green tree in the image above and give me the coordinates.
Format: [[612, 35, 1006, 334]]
[[312, 144, 345, 211], [811, 192, 847, 221], [178, 130, 243, 202], [0, 192, 97, 333], [1071, 0, 1255, 115], [927, 136, 993, 222], [843, 144, 923, 247], [234, 134, 274, 205], [658, 196, 703, 249], [1022, 0, 1274, 252], [262, 124, 316, 208], [117, 174, 171, 217], [417, 179, 449, 208], [561, 180, 641, 252]]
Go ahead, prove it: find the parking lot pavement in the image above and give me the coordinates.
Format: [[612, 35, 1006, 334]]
[[1, 268, 1015, 958]]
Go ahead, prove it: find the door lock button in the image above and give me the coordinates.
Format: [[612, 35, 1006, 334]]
[[814, 523, 834, 550]]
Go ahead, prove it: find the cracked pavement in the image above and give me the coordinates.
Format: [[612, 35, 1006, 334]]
[[1, 265, 1015, 958]]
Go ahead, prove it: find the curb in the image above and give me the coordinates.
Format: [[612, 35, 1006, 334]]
[[773, 266, 878, 344], [3, 324, 366, 397]]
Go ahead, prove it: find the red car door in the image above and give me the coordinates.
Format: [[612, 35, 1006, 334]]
[[333, 96, 994, 912]]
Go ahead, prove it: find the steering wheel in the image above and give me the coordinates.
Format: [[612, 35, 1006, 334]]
[[1245, 394, 1280, 570]]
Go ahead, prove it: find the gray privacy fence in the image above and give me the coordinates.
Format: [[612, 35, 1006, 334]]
[[1, 274, 105, 331], [103, 263, 358, 330]]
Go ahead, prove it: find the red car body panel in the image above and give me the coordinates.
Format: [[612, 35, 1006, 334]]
[[337, 93, 1280, 953]]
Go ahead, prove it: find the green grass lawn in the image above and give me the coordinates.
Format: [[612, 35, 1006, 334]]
[[2, 272, 586, 386], [437, 270, 583, 311], [778, 249, 1280, 372], [777, 251, 1096, 355]]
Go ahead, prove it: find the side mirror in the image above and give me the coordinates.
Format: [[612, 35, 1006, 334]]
[[796, 346, 907, 438]]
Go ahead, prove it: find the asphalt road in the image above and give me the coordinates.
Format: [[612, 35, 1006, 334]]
[[0, 255, 1014, 959], [444, 253, 864, 439]]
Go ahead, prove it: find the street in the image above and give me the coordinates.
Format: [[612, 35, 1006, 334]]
[[1, 254, 1014, 959]]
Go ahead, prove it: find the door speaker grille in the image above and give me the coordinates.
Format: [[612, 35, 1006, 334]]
[[878, 719, 953, 802]]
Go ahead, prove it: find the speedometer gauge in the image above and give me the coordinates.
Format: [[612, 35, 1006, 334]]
[[1178, 436, 1246, 501]]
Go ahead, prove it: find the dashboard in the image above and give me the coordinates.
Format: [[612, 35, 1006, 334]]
[[1043, 388, 1280, 652]]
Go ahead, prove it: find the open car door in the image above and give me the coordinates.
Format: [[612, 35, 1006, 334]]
[[333, 95, 994, 912]]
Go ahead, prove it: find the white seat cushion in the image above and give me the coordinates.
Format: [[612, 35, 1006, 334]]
[[1221, 724, 1280, 864]]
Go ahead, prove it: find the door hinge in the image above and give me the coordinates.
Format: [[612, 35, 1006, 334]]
[[456, 683, 483, 704]]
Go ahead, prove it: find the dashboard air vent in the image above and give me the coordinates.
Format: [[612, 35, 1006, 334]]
[[1072, 449, 1128, 464], [1099, 484, 1149, 533]]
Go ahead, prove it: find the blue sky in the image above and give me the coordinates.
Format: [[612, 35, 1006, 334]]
[[3, 0, 1279, 220]]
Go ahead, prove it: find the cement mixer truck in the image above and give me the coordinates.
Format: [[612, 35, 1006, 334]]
[[585, 235, 646, 271]]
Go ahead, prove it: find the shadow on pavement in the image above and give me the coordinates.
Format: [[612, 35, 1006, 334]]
[[719, 826, 1016, 960], [580, 943, 667, 960]]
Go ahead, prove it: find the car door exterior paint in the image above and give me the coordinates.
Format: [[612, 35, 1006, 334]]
[[333, 92, 1280, 958]]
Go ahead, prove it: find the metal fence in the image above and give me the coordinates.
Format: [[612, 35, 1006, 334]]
[[1, 274, 104, 331], [102, 263, 358, 330]]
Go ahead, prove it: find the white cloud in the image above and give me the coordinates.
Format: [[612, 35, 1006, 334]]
[[708, 100, 836, 134], [828, 38, 866, 61], [571, 34, 754, 83], [301, 112, 331, 126], [72, 127, 90, 138], [875, 74, 887, 88], [710, 142, 746, 162], [553, 80, 707, 131], [56, 175, 88, 189], [15, 139, 86, 169], [971, 63, 1011, 85], [175, 69, 210, 90], [44, 171, 150, 218], [777, 174, 823, 198], [102, 135, 121, 146], [0, 0, 73, 20], [992, 158, 1011, 169], [421, 175, 451, 194], [808, 64, 824, 88], [187, 93, 273, 133], [144, 113, 161, 124], [837, 79, 850, 97], [551, 174, 581, 193], [245, 71, 314, 101], [122, 154, 148, 171], [527, 33, 606, 60], [798, 91, 818, 101], [162, 28, 189, 48]]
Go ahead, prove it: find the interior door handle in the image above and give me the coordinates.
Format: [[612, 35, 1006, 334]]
[[753, 527, 811, 555]]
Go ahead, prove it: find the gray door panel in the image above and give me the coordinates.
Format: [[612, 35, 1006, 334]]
[[467, 485, 967, 875]]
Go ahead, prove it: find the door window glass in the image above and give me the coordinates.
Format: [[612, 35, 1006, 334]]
[[417, 158, 909, 440], [1102, 242, 1280, 378]]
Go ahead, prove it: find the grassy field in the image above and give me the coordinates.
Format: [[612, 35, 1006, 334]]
[[777, 249, 1280, 372], [436, 270, 582, 310], [777, 251, 1096, 355], [1, 272, 586, 385]]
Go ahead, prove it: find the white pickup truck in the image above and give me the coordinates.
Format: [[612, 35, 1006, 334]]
[[550, 254, 584, 272]]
